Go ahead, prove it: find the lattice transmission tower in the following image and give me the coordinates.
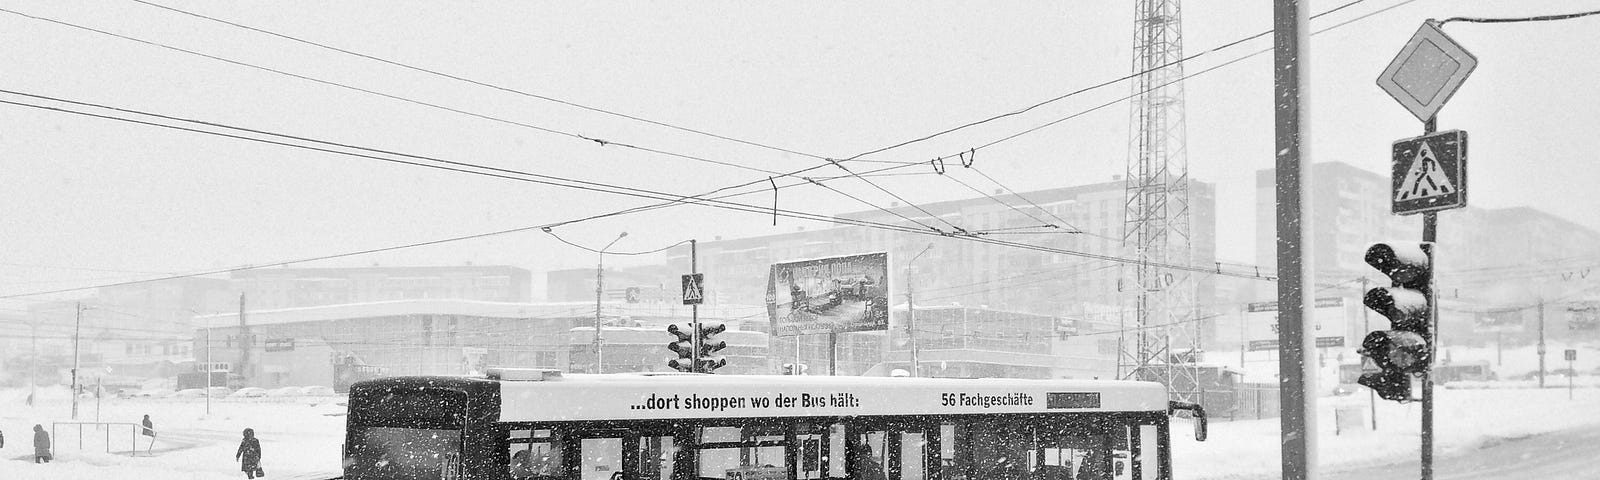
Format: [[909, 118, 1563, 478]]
[[1118, 0, 1200, 403]]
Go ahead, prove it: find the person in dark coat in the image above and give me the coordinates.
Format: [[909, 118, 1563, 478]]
[[141, 414, 156, 454], [236, 428, 263, 478], [33, 424, 52, 463]]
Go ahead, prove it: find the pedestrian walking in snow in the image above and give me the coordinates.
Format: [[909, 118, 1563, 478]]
[[236, 427, 263, 478], [141, 414, 156, 454], [33, 424, 52, 463]]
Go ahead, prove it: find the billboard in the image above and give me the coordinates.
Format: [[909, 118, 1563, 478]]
[[1569, 304, 1598, 331], [1473, 309, 1526, 333], [766, 252, 889, 337], [1245, 297, 1350, 351]]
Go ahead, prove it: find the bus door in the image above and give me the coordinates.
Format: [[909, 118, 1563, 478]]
[[852, 420, 935, 480]]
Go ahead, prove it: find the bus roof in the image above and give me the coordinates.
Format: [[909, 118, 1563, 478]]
[[488, 373, 1170, 422]]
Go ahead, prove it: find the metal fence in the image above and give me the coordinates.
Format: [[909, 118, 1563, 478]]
[[51, 422, 141, 456], [1226, 383, 1283, 421]]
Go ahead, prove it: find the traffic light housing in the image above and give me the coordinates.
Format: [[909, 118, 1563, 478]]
[[1357, 242, 1435, 401], [696, 322, 727, 373], [666, 324, 696, 372], [666, 322, 728, 373]]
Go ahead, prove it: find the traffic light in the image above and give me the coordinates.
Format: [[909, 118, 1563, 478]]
[[666, 322, 728, 373], [1357, 242, 1435, 402], [666, 324, 696, 373], [696, 322, 728, 373]]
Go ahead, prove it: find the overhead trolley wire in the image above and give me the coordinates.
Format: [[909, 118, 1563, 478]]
[[2, 5, 970, 237], [124, 0, 862, 166], [1438, 8, 1600, 26], [0, 90, 1270, 303]]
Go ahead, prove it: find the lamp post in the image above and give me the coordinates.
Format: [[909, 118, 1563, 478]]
[[906, 243, 934, 377], [594, 231, 628, 373]]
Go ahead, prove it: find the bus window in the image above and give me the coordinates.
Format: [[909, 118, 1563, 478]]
[[695, 425, 787, 480], [939, 424, 964, 480], [829, 423, 848, 479], [1136, 425, 1159, 480], [508, 429, 564, 480], [793, 423, 828, 480], [581, 437, 622, 480], [898, 430, 928, 480], [1033, 428, 1105, 480], [638, 435, 677, 480], [349, 427, 463, 480], [970, 424, 1029, 480]]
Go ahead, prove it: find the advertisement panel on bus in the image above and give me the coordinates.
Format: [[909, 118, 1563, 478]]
[[765, 252, 889, 336]]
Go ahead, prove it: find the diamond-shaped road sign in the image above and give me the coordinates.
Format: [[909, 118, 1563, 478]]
[[682, 273, 705, 305], [1392, 130, 1467, 215], [1377, 21, 1478, 122]]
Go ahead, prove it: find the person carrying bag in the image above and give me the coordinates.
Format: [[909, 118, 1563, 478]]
[[236, 428, 264, 478]]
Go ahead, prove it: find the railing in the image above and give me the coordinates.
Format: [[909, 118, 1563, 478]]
[[1227, 383, 1283, 421], [52, 421, 141, 456]]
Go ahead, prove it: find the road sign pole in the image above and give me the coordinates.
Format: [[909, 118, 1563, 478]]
[[691, 240, 700, 373], [1421, 117, 1437, 480]]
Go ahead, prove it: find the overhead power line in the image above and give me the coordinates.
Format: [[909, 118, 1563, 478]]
[[125, 0, 839, 165], [0, 91, 1271, 300], [1439, 8, 1600, 25], [0, 6, 965, 237], [542, 231, 691, 257], [834, 0, 1377, 162]]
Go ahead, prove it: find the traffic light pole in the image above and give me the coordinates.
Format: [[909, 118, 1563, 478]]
[[1274, 2, 1317, 479], [691, 239, 701, 373], [1421, 117, 1438, 480]]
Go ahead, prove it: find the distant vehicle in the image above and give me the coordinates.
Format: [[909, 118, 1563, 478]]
[[139, 388, 175, 398], [173, 388, 205, 398], [230, 387, 269, 398], [300, 385, 337, 396], [1433, 361, 1495, 384], [266, 386, 302, 397]]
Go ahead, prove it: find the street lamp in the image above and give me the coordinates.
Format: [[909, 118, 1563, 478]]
[[594, 231, 628, 373], [907, 243, 934, 377]]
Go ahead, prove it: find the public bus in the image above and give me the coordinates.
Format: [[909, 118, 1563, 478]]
[[342, 368, 1206, 480]]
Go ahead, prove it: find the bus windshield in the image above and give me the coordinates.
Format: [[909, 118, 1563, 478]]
[[346, 386, 470, 480]]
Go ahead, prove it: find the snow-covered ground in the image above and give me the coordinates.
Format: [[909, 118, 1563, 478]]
[[3, 380, 1596, 479], [1173, 384, 1600, 479], [0, 387, 347, 479]]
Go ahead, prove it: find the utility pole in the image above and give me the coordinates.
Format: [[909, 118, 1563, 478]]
[[72, 302, 83, 419], [906, 243, 933, 377], [1274, 1, 1317, 479], [202, 310, 212, 416], [29, 318, 37, 406], [1361, 276, 1376, 431], [238, 292, 249, 387], [594, 231, 627, 373], [1537, 297, 1546, 388]]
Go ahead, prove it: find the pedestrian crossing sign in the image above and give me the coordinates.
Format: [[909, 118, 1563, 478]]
[[1391, 130, 1467, 215], [682, 273, 704, 305]]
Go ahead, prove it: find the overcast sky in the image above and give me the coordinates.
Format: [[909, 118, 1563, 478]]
[[3, 0, 1598, 306]]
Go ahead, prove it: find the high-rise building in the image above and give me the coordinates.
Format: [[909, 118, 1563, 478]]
[[1253, 161, 1600, 349]]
